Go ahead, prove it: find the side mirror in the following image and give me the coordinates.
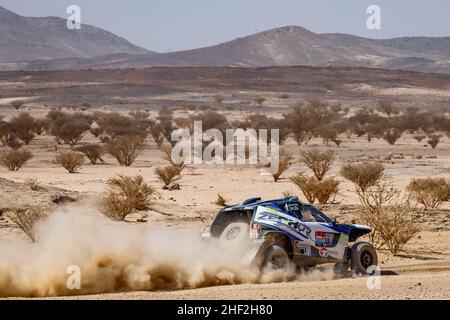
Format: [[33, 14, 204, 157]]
[[333, 218, 338, 224]]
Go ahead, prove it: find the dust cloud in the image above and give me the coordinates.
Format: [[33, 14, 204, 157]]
[[0, 206, 334, 297]]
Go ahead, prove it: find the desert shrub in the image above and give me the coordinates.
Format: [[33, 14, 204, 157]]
[[300, 149, 335, 181], [214, 194, 228, 206], [427, 133, 442, 149], [413, 134, 426, 142], [357, 181, 419, 254], [190, 110, 229, 134], [290, 173, 339, 204], [54, 151, 85, 173], [157, 109, 176, 145], [9, 113, 36, 145], [161, 145, 185, 174], [272, 149, 294, 182], [381, 127, 403, 145], [0, 149, 33, 171], [10, 100, 25, 110], [282, 190, 295, 198], [376, 100, 398, 117], [290, 174, 318, 203], [48, 110, 90, 146], [406, 178, 450, 209], [100, 175, 157, 221], [215, 96, 224, 103], [148, 119, 165, 147], [314, 177, 340, 204], [255, 97, 266, 105], [154, 165, 181, 188], [24, 177, 40, 191], [107, 135, 146, 166], [6, 207, 45, 242], [75, 144, 105, 164], [95, 111, 150, 137], [340, 162, 385, 194]]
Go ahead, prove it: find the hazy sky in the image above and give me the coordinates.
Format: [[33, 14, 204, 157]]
[[1, 0, 449, 52]]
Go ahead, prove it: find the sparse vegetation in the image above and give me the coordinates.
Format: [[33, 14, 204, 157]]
[[10, 100, 25, 110], [272, 149, 293, 182], [356, 180, 419, 254], [0, 149, 33, 171], [107, 135, 146, 166], [75, 144, 105, 164], [407, 178, 450, 209], [54, 151, 85, 173], [340, 162, 385, 194], [6, 207, 45, 242], [214, 194, 228, 207], [154, 165, 181, 189], [100, 175, 157, 221], [24, 177, 40, 191], [300, 149, 335, 181], [289, 173, 339, 204]]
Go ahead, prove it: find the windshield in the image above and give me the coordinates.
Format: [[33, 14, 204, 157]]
[[299, 206, 333, 223]]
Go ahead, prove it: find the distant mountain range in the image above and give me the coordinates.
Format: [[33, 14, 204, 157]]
[[1, 6, 449, 73], [0, 6, 150, 63]]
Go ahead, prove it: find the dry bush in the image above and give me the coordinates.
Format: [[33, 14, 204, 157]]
[[376, 100, 398, 117], [289, 173, 339, 204], [427, 133, 442, 149], [381, 127, 403, 145], [255, 97, 266, 105], [300, 149, 335, 181], [10, 100, 25, 110], [154, 165, 181, 188], [54, 151, 85, 173], [75, 144, 105, 164], [107, 135, 146, 166], [0, 149, 33, 171], [314, 177, 340, 204], [24, 177, 40, 191], [6, 207, 45, 242], [357, 181, 419, 254], [289, 174, 317, 203], [95, 111, 150, 137], [340, 162, 385, 193], [161, 145, 185, 174], [100, 175, 157, 221], [407, 178, 450, 209], [272, 150, 294, 182], [9, 112, 37, 145], [47, 110, 90, 146], [282, 190, 295, 198], [214, 194, 228, 206], [148, 119, 165, 147], [413, 134, 426, 143], [0, 121, 23, 150], [156, 109, 176, 145]]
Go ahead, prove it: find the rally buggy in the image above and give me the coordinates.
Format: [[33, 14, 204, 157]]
[[202, 197, 378, 274]]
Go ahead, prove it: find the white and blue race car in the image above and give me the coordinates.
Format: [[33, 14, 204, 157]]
[[202, 197, 377, 274]]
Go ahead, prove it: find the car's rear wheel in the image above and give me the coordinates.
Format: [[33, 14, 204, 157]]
[[350, 242, 378, 274], [262, 245, 291, 270], [218, 222, 249, 248]]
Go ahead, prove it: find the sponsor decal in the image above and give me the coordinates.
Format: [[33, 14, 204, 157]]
[[319, 247, 328, 257]]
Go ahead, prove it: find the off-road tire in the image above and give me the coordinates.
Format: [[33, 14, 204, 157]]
[[218, 222, 249, 248], [262, 245, 291, 270], [350, 242, 378, 275]]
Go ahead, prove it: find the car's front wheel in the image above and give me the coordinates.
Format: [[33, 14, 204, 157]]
[[350, 242, 378, 274], [262, 245, 291, 270]]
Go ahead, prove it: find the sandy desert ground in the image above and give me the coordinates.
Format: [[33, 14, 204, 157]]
[[0, 67, 449, 300]]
